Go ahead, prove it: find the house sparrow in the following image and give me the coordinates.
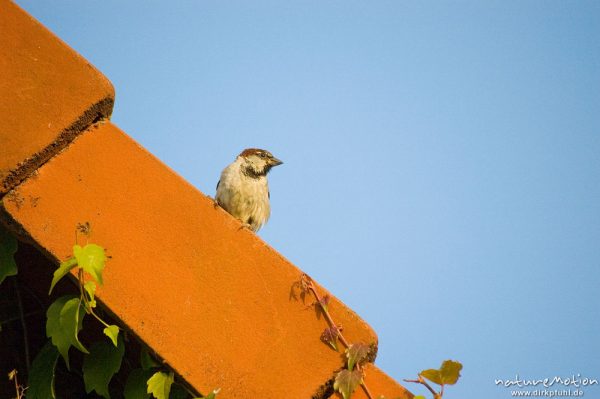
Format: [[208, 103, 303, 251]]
[[216, 148, 283, 232]]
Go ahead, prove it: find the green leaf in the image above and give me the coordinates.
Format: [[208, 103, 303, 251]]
[[46, 295, 86, 368], [141, 348, 160, 370], [74, 243, 106, 284], [28, 340, 59, 399], [420, 360, 463, 386], [124, 369, 153, 399], [84, 280, 97, 308], [420, 368, 442, 385], [48, 257, 77, 294], [83, 337, 125, 399], [0, 225, 18, 285], [147, 371, 174, 399], [346, 342, 370, 371], [439, 359, 462, 385], [334, 368, 363, 399], [60, 297, 88, 353], [46, 296, 71, 365], [104, 325, 120, 347]]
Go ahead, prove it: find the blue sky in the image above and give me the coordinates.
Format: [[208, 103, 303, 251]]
[[15, 1, 600, 398]]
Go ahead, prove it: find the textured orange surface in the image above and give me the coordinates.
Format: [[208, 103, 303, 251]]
[[0, 0, 114, 195], [328, 364, 413, 399], [1, 123, 378, 398]]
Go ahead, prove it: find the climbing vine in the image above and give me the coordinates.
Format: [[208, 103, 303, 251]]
[[292, 273, 462, 399], [0, 223, 218, 399], [403, 360, 463, 399], [2, 219, 462, 399]]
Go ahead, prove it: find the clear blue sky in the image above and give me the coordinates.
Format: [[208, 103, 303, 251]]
[[15, 1, 600, 398]]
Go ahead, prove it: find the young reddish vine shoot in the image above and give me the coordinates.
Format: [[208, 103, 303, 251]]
[[297, 273, 376, 399]]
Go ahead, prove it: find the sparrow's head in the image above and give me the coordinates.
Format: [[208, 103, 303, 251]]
[[239, 148, 283, 178]]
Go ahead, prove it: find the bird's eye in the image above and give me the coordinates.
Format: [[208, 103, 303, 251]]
[[259, 153, 266, 158]]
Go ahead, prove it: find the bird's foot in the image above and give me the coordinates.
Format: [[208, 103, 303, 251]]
[[238, 222, 253, 231]]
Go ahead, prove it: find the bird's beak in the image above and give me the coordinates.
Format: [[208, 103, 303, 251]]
[[270, 157, 283, 166]]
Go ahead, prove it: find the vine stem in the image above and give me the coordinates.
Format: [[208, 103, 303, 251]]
[[14, 373, 21, 399], [77, 269, 110, 328], [10, 370, 22, 399], [13, 278, 30, 376], [306, 281, 349, 347], [302, 275, 375, 399], [78, 269, 86, 301], [403, 375, 439, 397], [89, 308, 111, 328], [357, 364, 375, 399]]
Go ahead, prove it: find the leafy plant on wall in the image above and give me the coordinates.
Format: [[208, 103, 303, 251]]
[[1, 223, 218, 399], [292, 273, 463, 399]]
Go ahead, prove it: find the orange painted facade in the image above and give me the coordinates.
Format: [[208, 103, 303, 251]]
[[0, 0, 114, 195], [0, 1, 412, 398]]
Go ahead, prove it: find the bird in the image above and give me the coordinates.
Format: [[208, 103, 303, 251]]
[[215, 148, 283, 232]]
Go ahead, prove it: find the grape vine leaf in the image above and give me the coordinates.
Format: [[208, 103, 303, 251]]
[[420, 360, 463, 386], [104, 325, 120, 347], [74, 243, 106, 284], [46, 295, 87, 368], [147, 371, 174, 399], [334, 368, 363, 399], [48, 257, 77, 294], [346, 342, 370, 371], [27, 340, 59, 399], [124, 368, 154, 399], [0, 225, 18, 285], [83, 337, 125, 399]]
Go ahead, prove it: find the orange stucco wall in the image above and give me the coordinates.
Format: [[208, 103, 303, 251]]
[[0, 0, 114, 195], [0, 1, 411, 398]]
